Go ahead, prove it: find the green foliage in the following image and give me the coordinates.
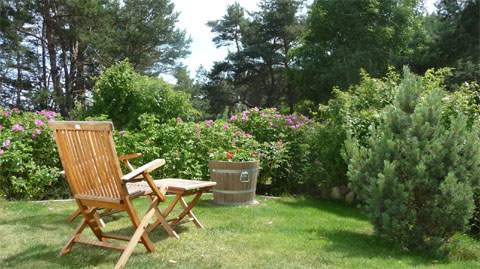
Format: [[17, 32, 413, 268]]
[[309, 69, 400, 188], [346, 69, 480, 252], [204, 0, 305, 113], [229, 108, 311, 193], [115, 115, 260, 180], [0, 108, 67, 200], [91, 61, 198, 129], [296, 0, 422, 103]]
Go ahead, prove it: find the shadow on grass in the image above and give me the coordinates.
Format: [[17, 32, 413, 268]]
[[0, 212, 72, 231], [319, 229, 447, 267], [2, 244, 116, 268], [276, 196, 368, 221], [2, 219, 192, 268]]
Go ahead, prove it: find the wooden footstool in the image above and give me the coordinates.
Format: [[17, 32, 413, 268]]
[[146, 178, 216, 238]]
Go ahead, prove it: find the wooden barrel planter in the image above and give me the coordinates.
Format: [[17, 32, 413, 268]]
[[209, 160, 259, 205]]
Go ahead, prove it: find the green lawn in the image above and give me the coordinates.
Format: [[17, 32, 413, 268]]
[[0, 195, 478, 269]]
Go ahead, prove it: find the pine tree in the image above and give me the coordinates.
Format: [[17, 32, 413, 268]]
[[347, 68, 480, 251]]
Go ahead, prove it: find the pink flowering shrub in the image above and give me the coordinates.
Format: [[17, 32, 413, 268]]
[[115, 114, 261, 180], [0, 107, 67, 200], [229, 108, 311, 193]]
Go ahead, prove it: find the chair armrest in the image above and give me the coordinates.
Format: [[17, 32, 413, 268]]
[[121, 159, 165, 182], [119, 153, 143, 161]]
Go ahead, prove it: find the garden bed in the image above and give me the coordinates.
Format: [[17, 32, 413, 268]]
[[0, 196, 478, 268]]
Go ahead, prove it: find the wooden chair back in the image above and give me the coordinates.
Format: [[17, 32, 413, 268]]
[[49, 121, 126, 203]]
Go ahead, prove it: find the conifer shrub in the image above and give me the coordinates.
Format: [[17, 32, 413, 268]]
[[347, 69, 480, 252]]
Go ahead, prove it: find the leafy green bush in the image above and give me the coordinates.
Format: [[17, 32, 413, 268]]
[[91, 60, 198, 129], [0, 108, 67, 200], [309, 69, 400, 189], [346, 69, 480, 252], [229, 108, 311, 193], [115, 114, 261, 180]]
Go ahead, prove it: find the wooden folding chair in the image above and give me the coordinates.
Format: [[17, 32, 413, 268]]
[[49, 121, 174, 269]]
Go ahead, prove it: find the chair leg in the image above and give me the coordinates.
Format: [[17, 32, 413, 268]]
[[59, 218, 88, 256], [114, 199, 159, 269], [124, 198, 156, 252], [78, 205, 106, 241], [66, 208, 82, 222]]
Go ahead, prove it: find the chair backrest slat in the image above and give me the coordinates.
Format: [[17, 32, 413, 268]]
[[49, 121, 126, 201]]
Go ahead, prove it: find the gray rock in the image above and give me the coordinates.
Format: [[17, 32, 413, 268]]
[[345, 191, 355, 204], [331, 187, 342, 200]]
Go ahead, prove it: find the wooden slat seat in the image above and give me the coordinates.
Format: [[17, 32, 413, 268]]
[[158, 178, 217, 192], [126, 180, 167, 197]]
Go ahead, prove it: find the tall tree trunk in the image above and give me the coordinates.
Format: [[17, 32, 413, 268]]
[[15, 51, 22, 109], [43, 0, 66, 116]]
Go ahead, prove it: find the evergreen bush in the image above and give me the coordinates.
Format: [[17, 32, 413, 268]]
[[347, 69, 480, 251]]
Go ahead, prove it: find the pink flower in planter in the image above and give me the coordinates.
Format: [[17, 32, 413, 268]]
[[230, 114, 237, 121], [11, 124, 24, 132], [35, 119, 45, 126], [0, 124, 3, 130], [2, 139, 11, 148], [3, 111, 10, 118], [0, 149, 3, 155], [223, 123, 229, 130]]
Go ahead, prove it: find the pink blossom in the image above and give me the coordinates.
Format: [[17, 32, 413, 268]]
[[0, 149, 3, 155], [274, 114, 282, 119], [0, 124, 3, 130], [35, 119, 45, 126], [223, 123, 229, 130], [242, 111, 248, 121], [2, 139, 11, 148], [11, 124, 24, 132], [31, 129, 42, 138], [205, 120, 213, 128], [230, 115, 237, 121], [12, 108, 20, 113], [3, 111, 10, 118], [37, 110, 56, 120]]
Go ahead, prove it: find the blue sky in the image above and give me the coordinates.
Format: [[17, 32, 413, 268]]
[[171, 0, 437, 79]]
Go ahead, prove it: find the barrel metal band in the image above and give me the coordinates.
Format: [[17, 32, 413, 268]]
[[212, 188, 255, 194], [210, 168, 257, 174]]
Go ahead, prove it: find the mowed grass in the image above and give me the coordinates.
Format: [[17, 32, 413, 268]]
[[0, 195, 479, 269]]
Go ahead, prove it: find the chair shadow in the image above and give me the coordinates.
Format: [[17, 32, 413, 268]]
[[1, 204, 195, 268]]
